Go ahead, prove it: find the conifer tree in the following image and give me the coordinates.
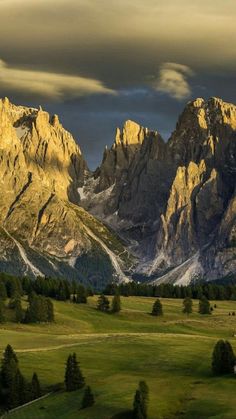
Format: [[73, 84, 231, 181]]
[[133, 381, 149, 419], [64, 353, 85, 391], [212, 340, 235, 374], [97, 294, 110, 312], [199, 296, 211, 314], [139, 381, 149, 419], [133, 389, 144, 419], [0, 281, 7, 300], [31, 372, 41, 399], [0, 299, 5, 323], [183, 297, 193, 315], [151, 299, 163, 316], [111, 293, 121, 313], [76, 285, 87, 304], [81, 385, 95, 408], [15, 298, 24, 323]]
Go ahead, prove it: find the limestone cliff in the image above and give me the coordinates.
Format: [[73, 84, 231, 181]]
[[79, 97, 236, 285], [0, 98, 133, 287]]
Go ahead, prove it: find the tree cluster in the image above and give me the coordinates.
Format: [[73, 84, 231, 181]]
[[97, 294, 121, 313], [25, 293, 54, 323], [0, 345, 41, 410]]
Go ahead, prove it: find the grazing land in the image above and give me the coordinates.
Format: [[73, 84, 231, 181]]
[[1, 297, 236, 419]]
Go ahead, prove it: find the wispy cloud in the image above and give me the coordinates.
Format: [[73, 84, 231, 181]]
[[154, 62, 194, 100], [0, 59, 115, 100]]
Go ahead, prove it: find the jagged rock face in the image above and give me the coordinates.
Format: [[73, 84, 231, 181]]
[[80, 98, 236, 284], [0, 98, 133, 288]]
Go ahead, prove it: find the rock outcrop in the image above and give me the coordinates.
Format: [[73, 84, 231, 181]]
[[0, 98, 133, 288], [80, 98, 236, 285]]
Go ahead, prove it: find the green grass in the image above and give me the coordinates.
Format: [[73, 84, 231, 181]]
[[1, 296, 236, 419]]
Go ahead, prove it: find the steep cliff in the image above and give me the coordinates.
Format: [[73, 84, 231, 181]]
[[80, 98, 236, 284], [0, 98, 133, 288]]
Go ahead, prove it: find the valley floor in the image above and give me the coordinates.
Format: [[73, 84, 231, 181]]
[[1, 297, 236, 419]]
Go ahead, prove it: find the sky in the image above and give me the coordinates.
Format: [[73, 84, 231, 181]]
[[0, 0, 236, 168]]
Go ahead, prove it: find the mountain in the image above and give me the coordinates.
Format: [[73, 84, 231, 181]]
[[0, 96, 235, 286], [79, 97, 236, 285], [0, 98, 133, 289]]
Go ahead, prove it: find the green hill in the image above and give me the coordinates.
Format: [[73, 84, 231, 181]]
[[1, 296, 236, 419]]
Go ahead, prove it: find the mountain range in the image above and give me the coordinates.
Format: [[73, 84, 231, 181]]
[[0, 96, 235, 288]]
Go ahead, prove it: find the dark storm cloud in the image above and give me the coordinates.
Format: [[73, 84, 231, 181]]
[[0, 0, 236, 167]]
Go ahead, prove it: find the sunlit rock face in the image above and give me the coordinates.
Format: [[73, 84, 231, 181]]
[[80, 98, 236, 284], [0, 98, 133, 287]]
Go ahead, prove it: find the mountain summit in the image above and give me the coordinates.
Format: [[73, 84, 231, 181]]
[[80, 97, 236, 285], [0, 97, 235, 286]]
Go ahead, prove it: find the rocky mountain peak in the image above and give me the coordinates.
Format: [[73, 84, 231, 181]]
[[114, 119, 149, 147]]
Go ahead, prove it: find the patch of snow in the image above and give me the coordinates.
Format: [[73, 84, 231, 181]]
[[2, 228, 44, 277], [77, 187, 86, 200], [82, 224, 130, 283]]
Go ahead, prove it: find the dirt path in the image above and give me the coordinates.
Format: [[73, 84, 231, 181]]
[[15, 331, 216, 353]]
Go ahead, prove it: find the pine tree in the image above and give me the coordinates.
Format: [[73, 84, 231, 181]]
[[183, 297, 193, 315], [133, 390, 144, 419], [151, 299, 163, 316], [45, 298, 54, 322], [1, 345, 19, 408], [76, 285, 87, 304], [81, 385, 95, 408], [212, 340, 235, 375], [199, 296, 211, 315], [64, 353, 85, 391], [0, 299, 5, 323], [111, 293, 121, 313], [97, 294, 110, 312], [133, 381, 149, 419], [139, 381, 149, 419], [0, 281, 7, 300], [31, 372, 41, 399], [15, 298, 24, 323]]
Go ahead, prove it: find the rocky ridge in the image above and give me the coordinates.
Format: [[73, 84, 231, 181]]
[[79, 98, 236, 285], [0, 98, 133, 288]]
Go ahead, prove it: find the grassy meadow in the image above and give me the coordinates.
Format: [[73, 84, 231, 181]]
[[0, 296, 236, 419]]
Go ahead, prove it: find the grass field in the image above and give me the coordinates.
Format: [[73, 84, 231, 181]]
[[1, 296, 236, 419]]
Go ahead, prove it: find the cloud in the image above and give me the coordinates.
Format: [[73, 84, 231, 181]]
[[0, 59, 115, 100], [154, 62, 194, 100]]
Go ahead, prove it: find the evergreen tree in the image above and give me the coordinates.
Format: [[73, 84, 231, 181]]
[[133, 390, 144, 419], [212, 340, 235, 375], [0, 281, 7, 300], [199, 296, 211, 315], [15, 298, 24, 323], [111, 293, 121, 313], [97, 294, 110, 312], [139, 381, 149, 419], [64, 353, 85, 391], [151, 299, 163, 316], [81, 385, 95, 408], [133, 381, 149, 419], [0, 299, 5, 323], [182, 297, 193, 315], [31, 372, 41, 400], [76, 285, 87, 304], [1, 345, 19, 408], [45, 298, 54, 322]]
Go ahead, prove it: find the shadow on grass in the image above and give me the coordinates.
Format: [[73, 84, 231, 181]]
[[111, 410, 132, 419]]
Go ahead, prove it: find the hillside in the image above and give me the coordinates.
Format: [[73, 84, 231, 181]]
[[1, 296, 236, 419]]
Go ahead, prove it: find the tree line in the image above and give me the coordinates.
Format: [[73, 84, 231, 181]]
[[104, 281, 236, 301]]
